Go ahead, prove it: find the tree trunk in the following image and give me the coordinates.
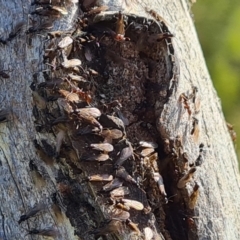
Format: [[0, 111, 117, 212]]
[[0, 0, 239, 240]]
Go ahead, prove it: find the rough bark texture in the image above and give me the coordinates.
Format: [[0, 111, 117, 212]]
[[0, 0, 240, 240]]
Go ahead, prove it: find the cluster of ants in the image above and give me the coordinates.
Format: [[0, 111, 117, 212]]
[[0, 0, 209, 239], [27, 1, 178, 239]]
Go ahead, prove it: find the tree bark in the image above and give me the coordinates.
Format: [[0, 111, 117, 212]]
[[0, 0, 240, 240]]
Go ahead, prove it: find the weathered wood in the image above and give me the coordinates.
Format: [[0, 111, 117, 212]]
[[0, 1, 239, 240]]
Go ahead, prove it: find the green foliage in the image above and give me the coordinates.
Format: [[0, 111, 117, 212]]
[[193, 1, 240, 158]]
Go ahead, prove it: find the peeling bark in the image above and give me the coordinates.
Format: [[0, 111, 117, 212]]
[[0, 1, 240, 240]]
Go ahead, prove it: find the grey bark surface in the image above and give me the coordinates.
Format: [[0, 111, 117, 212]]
[[0, 0, 240, 240]]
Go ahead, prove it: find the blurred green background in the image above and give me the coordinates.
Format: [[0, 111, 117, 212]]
[[193, 1, 240, 158]]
